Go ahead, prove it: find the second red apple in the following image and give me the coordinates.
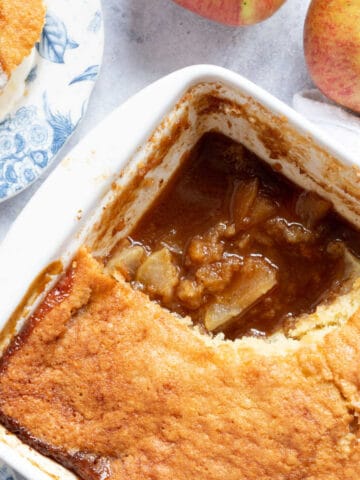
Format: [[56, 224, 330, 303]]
[[173, 0, 287, 26]]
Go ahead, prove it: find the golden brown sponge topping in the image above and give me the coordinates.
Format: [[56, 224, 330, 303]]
[[1, 248, 360, 479], [0, 0, 46, 77]]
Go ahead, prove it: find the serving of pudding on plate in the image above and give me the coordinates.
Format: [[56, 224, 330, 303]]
[[0, 0, 46, 120], [1, 133, 360, 479]]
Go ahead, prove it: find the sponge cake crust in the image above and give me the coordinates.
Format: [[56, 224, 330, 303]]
[[0, 0, 46, 77], [1, 249, 360, 479]]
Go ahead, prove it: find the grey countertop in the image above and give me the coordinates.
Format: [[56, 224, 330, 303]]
[[0, 0, 312, 242]]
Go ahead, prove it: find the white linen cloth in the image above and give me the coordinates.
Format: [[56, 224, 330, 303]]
[[293, 89, 360, 161]]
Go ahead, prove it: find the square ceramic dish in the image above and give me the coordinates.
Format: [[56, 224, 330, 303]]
[[0, 65, 359, 480]]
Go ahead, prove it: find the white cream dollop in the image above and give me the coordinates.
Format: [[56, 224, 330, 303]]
[[0, 49, 36, 122], [0, 67, 7, 90]]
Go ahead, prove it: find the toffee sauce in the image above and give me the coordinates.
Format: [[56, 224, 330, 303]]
[[128, 133, 360, 339]]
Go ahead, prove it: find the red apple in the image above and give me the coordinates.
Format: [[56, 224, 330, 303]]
[[172, 0, 287, 26], [304, 0, 360, 113]]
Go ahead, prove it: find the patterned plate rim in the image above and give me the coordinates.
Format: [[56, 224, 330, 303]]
[[0, 0, 104, 202]]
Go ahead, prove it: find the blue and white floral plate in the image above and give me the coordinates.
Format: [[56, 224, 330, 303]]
[[0, 0, 103, 201], [0, 463, 17, 480]]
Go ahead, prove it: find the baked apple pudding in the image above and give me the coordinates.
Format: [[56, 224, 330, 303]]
[[1, 133, 360, 480]]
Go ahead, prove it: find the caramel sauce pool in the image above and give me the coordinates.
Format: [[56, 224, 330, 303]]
[[123, 133, 360, 339]]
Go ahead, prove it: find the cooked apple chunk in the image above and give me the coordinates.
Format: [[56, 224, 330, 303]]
[[233, 179, 276, 231], [204, 257, 278, 332], [295, 191, 332, 229], [107, 245, 146, 281], [136, 248, 179, 302]]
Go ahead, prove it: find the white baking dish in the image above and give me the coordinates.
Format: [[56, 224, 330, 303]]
[[0, 65, 359, 480]]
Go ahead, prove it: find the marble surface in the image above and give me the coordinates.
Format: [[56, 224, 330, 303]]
[[0, 0, 313, 243]]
